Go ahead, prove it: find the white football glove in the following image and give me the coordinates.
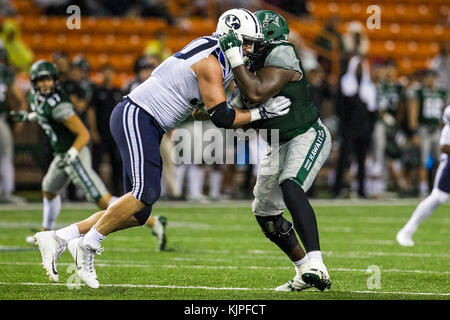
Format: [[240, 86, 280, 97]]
[[57, 147, 78, 168], [250, 96, 291, 122]]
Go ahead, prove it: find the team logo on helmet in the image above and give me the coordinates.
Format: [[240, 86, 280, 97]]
[[224, 14, 241, 30], [262, 12, 280, 28]]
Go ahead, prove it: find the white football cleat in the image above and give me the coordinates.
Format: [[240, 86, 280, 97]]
[[151, 215, 167, 252], [275, 274, 312, 292], [68, 237, 103, 289], [396, 230, 414, 247], [26, 235, 36, 246], [301, 258, 332, 291], [35, 231, 67, 283]]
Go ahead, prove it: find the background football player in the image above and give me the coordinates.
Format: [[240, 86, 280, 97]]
[[220, 10, 332, 292], [9, 60, 167, 252], [397, 105, 450, 246], [0, 45, 27, 204], [407, 70, 447, 196]]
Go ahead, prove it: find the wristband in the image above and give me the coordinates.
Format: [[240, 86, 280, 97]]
[[249, 108, 261, 122]]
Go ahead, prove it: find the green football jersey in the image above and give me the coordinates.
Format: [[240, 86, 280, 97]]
[[376, 81, 403, 117], [0, 64, 15, 115], [250, 42, 319, 143], [416, 87, 447, 128], [28, 87, 77, 153]]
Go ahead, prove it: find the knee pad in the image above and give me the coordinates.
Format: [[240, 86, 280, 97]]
[[133, 206, 153, 226], [255, 214, 298, 253]]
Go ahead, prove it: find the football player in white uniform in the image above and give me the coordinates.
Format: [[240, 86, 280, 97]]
[[32, 8, 292, 288], [397, 105, 450, 246]]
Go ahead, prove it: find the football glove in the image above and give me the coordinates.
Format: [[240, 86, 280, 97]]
[[56, 147, 78, 169], [9, 110, 37, 122], [219, 30, 244, 68], [250, 96, 291, 122]]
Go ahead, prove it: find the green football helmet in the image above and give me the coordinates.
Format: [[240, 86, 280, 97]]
[[29, 60, 58, 94], [254, 10, 289, 44]]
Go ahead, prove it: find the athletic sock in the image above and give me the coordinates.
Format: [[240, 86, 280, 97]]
[[83, 225, 106, 250], [307, 250, 323, 263], [402, 189, 449, 235], [209, 170, 223, 198], [0, 155, 14, 197], [55, 223, 80, 243], [42, 195, 61, 230], [281, 179, 321, 252], [293, 255, 309, 267]]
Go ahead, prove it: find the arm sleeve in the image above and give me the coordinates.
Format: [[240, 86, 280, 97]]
[[52, 102, 75, 122], [264, 45, 302, 75]]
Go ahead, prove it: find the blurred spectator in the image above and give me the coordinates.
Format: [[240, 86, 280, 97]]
[[332, 56, 376, 198], [315, 16, 344, 82], [123, 54, 159, 93], [89, 64, 123, 195], [33, 0, 70, 15], [342, 21, 369, 61], [0, 0, 15, 16], [430, 41, 450, 104], [51, 51, 71, 82], [34, 0, 112, 16], [278, 0, 309, 18], [217, 0, 260, 13], [0, 20, 34, 73], [139, 0, 175, 25], [144, 31, 172, 62]]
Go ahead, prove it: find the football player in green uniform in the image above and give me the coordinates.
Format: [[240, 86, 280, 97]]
[[372, 60, 409, 195], [0, 46, 27, 204], [10, 61, 166, 260], [407, 70, 447, 196], [220, 10, 332, 291]]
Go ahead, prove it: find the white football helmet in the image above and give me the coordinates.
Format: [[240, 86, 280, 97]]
[[214, 8, 263, 43], [443, 105, 450, 125]]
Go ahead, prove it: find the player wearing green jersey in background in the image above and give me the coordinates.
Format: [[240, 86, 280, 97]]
[[0, 45, 27, 204], [371, 59, 409, 196], [10, 61, 167, 262], [220, 10, 332, 292], [407, 70, 447, 197]]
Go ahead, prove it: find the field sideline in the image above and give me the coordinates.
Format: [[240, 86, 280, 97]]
[[0, 200, 448, 300]]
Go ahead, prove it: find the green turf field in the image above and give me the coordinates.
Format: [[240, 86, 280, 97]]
[[0, 201, 448, 300]]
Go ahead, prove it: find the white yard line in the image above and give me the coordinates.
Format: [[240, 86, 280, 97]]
[[1, 199, 449, 211], [0, 281, 448, 296], [0, 260, 448, 275]]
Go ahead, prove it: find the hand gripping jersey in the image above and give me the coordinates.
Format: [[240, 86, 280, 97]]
[[28, 87, 76, 154], [128, 36, 234, 132]]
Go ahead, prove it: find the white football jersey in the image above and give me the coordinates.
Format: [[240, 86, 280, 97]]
[[440, 124, 450, 161], [128, 36, 234, 131]]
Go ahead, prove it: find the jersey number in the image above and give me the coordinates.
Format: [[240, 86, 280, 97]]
[[423, 98, 443, 119], [174, 38, 217, 60]]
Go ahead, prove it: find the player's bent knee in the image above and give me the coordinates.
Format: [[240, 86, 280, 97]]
[[133, 206, 152, 226], [255, 214, 298, 252], [431, 188, 449, 204], [42, 190, 58, 200]]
